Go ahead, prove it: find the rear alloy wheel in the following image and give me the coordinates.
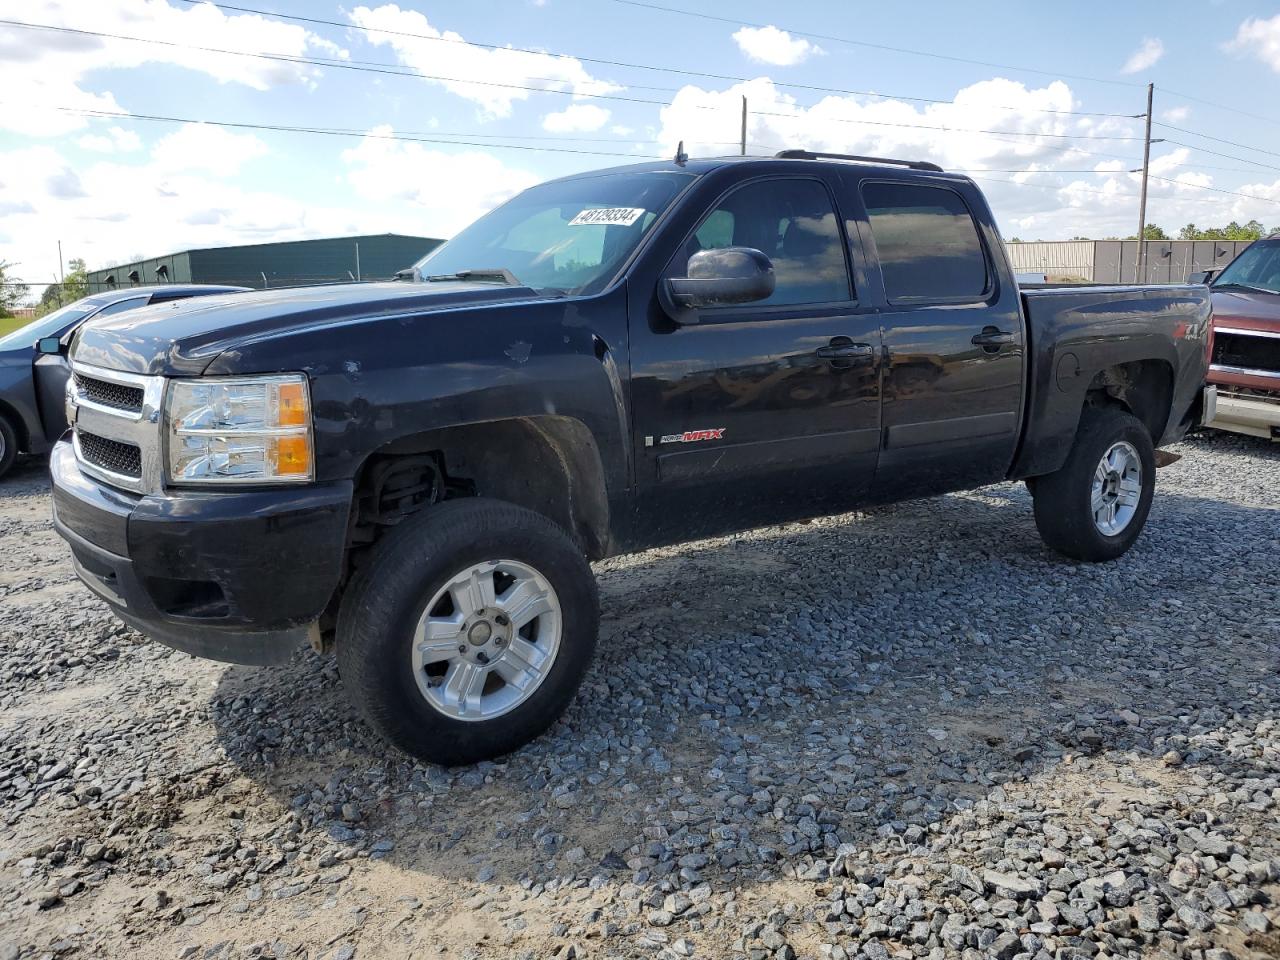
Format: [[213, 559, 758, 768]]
[[1090, 440, 1143, 537], [0, 415, 17, 480], [1032, 406, 1156, 562], [337, 498, 598, 766]]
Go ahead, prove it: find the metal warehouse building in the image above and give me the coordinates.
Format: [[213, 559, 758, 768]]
[[1005, 239, 1254, 284], [84, 233, 443, 293]]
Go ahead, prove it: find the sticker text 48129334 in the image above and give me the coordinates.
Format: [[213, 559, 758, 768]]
[[568, 207, 646, 227]]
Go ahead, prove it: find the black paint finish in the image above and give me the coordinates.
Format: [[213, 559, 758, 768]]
[[50, 156, 1211, 663]]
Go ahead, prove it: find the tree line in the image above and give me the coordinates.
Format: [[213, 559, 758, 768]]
[[1009, 221, 1273, 244], [0, 259, 90, 319]]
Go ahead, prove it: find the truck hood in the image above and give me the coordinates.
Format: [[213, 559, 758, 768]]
[[1210, 289, 1280, 332], [71, 281, 545, 376]]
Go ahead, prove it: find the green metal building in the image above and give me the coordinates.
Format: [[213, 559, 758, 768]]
[[83, 233, 442, 294]]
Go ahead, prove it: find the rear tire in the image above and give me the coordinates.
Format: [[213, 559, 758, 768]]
[[1032, 406, 1155, 562], [337, 498, 598, 766], [0, 415, 17, 480]]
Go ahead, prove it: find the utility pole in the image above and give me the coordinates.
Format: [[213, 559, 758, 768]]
[[57, 240, 65, 287], [1136, 82, 1154, 282], [740, 96, 747, 156]]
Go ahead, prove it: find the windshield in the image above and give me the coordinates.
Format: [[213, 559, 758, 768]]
[[0, 302, 97, 351], [1213, 241, 1280, 295], [413, 171, 694, 296]]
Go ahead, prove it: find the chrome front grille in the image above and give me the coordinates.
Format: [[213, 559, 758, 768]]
[[76, 431, 142, 478], [1211, 326, 1280, 379], [67, 362, 166, 493], [73, 373, 144, 413]]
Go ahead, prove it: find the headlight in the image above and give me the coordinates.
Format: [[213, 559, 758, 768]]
[[166, 374, 313, 484]]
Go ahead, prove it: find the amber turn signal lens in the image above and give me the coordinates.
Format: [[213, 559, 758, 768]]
[[269, 435, 312, 476], [276, 381, 308, 428]]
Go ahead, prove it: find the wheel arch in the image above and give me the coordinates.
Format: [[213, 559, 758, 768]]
[[350, 415, 613, 561], [0, 397, 30, 453], [1013, 351, 1178, 480], [1083, 357, 1175, 441]]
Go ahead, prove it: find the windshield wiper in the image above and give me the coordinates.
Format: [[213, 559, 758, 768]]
[[426, 268, 522, 286], [1213, 281, 1280, 295]]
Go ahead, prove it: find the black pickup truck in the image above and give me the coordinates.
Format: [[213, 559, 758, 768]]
[[51, 151, 1210, 765]]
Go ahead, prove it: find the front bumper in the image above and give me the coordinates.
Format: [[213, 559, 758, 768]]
[[49, 440, 352, 664], [1202, 385, 1280, 441]]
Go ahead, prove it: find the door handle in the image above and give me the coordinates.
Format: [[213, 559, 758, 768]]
[[816, 337, 875, 367], [971, 326, 1016, 350]]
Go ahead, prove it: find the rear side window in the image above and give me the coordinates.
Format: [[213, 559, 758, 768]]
[[862, 182, 988, 302], [681, 178, 851, 306], [92, 297, 149, 318]]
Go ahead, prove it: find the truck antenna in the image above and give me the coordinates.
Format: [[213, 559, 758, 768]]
[[674, 140, 688, 166]]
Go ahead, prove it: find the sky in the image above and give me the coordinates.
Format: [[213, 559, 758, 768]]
[[2, 0, 1280, 297]]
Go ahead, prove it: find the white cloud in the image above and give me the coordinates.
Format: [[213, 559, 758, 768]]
[[1121, 37, 1164, 74], [655, 76, 1280, 240], [1160, 106, 1190, 123], [150, 124, 269, 177], [76, 126, 143, 154], [0, 144, 351, 289], [659, 76, 1101, 175], [349, 4, 621, 118], [732, 26, 822, 66], [542, 104, 611, 132], [0, 127, 539, 296], [0, 0, 347, 136], [341, 126, 540, 235], [1226, 14, 1280, 72]]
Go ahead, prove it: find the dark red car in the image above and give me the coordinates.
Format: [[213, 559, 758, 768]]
[[1199, 234, 1280, 441]]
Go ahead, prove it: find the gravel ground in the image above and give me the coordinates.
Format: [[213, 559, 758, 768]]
[[0, 430, 1277, 960]]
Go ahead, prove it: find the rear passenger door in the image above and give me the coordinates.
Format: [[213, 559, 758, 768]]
[[849, 177, 1025, 497], [629, 174, 882, 543]]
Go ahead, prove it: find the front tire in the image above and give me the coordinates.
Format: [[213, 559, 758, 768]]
[[1032, 406, 1156, 562], [0, 415, 17, 480], [336, 498, 598, 766]]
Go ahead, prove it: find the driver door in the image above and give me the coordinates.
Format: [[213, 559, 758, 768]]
[[629, 175, 883, 545]]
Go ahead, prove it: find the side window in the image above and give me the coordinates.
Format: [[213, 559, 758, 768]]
[[862, 181, 988, 302], [681, 179, 850, 306], [92, 297, 149, 318]]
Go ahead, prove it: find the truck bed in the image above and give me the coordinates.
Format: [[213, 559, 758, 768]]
[[1012, 283, 1212, 478]]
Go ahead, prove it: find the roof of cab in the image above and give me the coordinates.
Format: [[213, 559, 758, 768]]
[[549, 151, 962, 185]]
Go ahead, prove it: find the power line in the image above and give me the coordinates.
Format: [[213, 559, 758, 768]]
[[36, 102, 1272, 206], [612, 0, 1142, 90], [21, 106, 663, 159], [1158, 88, 1280, 129], [1160, 140, 1280, 174], [1152, 120, 1280, 160], [23, 103, 1145, 165], [170, 1, 1136, 118], [747, 107, 1147, 142], [1146, 175, 1280, 206], [0, 19, 680, 109], [970, 174, 1264, 208], [1, 18, 1162, 150]]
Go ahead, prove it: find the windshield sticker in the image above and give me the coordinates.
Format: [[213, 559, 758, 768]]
[[568, 207, 646, 227]]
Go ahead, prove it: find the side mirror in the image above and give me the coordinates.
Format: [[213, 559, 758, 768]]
[[36, 337, 62, 355], [663, 247, 775, 323], [1188, 269, 1217, 285]]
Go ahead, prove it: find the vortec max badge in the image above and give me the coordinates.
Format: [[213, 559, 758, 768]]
[[659, 428, 725, 444]]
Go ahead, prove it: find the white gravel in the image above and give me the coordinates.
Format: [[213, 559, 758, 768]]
[[0, 430, 1277, 960]]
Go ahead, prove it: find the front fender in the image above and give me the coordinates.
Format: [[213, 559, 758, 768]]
[[203, 289, 633, 502]]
